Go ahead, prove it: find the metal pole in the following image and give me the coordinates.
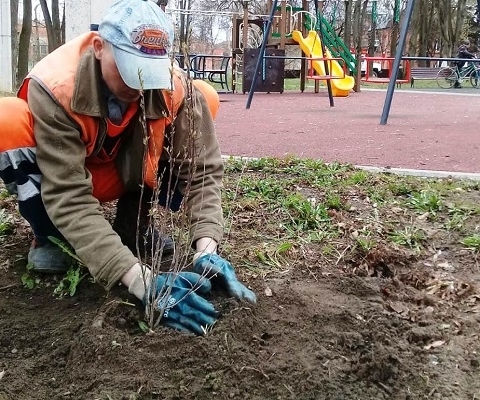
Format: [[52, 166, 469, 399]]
[[314, 0, 334, 107], [380, 0, 415, 125], [246, 0, 278, 109]]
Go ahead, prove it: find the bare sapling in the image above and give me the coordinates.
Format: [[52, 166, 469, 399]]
[[135, 57, 214, 330]]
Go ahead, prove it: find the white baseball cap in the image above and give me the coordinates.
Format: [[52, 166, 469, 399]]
[[98, 0, 174, 90]]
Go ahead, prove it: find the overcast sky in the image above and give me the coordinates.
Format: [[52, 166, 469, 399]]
[[19, 1, 63, 18]]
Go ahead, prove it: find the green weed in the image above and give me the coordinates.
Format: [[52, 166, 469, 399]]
[[0, 209, 14, 236], [325, 193, 344, 210], [387, 180, 414, 196], [345, 170, 369, 185], [444, 205, 472, 231], [0, 189, 10, 200], [48, 236, 84, 264], [283, 193, 330, 231], [254, 242, 295, 270], [356, 236, 376, 252], [138, 320, 150, 333], [54, 266, 87, 297], [407, 191, 442, 215], [461, 234, 480, 251], [236, 176, 287, 202], [389, 226, 426, 252], [21, 263, 40, 289], [322, 243, 336, 256], [48, 236, 87, 296]]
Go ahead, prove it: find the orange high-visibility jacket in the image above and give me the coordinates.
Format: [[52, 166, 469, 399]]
[[17, 32, 184, 188]]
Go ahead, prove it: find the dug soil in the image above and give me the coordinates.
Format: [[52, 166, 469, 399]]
[[1, 164, 480, 400]]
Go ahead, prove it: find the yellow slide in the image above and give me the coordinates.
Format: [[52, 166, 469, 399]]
[[292, 30, 354, 97]]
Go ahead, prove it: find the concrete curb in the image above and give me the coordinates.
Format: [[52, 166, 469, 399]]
[[221, 155, 480, 181], [356, 165, 480, 181]]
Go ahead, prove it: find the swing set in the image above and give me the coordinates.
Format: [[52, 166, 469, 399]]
[[232, 0, 410, 101]]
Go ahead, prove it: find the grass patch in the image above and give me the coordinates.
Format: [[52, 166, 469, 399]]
[[4, 156, 480, 295], [0, 209, 14, 236], [222, 157, 480, 274], [229, 76, 451, 93]]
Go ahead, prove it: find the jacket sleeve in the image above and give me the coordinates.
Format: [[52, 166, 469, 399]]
[[28, 80, 138, 289], [165, 83, 224, 245]]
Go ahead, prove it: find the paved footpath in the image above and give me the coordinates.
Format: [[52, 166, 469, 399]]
[[214, 88, 480, 174]]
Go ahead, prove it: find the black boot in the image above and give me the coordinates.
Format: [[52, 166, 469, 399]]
[[112, 190, 175, 255]]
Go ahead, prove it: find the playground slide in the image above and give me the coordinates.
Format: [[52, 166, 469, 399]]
[[292, 30, 355, 97]]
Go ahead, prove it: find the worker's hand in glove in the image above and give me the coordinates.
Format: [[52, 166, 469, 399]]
[[193, 253, 257, 304], [147, 272, 218, 335], [124, 265, 217, 335]]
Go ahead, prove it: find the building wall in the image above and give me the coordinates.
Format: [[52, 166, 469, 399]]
[[0, 0, 12, 92], [65, 0, 116, 41]]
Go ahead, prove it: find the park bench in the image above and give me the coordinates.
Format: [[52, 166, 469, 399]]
[[410, 67, 442, 87]]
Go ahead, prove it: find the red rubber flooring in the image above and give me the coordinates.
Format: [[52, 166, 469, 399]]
[[214, 88, 480, 173]]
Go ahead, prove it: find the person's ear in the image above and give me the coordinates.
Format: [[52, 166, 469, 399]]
[[93, 37, 105, 60]]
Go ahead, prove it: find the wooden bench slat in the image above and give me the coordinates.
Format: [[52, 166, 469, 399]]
[[410, 67, 442, 87]]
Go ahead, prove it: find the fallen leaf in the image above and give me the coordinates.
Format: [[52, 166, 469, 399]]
[[386, 302, 409, 315], [437, 261, 454, 271], [0, 370, 5, 380], [424, 340, 446, 350]]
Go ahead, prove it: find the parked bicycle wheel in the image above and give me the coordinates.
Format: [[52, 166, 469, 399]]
[[436, 67, 456, 88], [469, 68, 480, 88]]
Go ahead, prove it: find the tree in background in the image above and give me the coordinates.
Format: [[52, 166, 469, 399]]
[[343, 0, 353, 51], [10, 0, 19, 86], [39, 0, 64, 52], [17, 0, 32, 88], [405, 0, 467, 61], [190, 1, 239, 54], [177, 0, 195, 53], [389, 0, 401, 57], [460, 2, 480, 52]]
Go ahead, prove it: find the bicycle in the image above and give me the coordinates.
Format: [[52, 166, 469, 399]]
[[436, 59, 480, 89]]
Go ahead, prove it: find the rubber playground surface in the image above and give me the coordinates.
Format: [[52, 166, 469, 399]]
[[214, 87, 480, 174]]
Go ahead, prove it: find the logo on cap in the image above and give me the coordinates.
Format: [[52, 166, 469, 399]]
[[130, 24, 170, 56]]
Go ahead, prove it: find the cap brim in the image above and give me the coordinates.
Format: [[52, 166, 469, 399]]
[[112, 46, 173, 90]]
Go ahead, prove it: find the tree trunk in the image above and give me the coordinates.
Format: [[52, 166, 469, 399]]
[[177, 0, 195, 53], [438, 0, 466, 57], [389, 0, 400, 57], [352, 0, 363, 54], [417, 0, 428, 66], [453, 0, 467, 46], [51, 0, 62, 48], [368, 1, 376, 58], [390, 21, 399, 57], [10, 0, 20, 87], [407, 0, 422, 60], [17, 0, 32, 88], [39, 0, 63, 52], [343, 0, 352, 50], [61, 5, 66, 44]]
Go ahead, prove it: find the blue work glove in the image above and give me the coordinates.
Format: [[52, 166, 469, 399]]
[[146, 272, 218, 335], [193, 254, 257, 304]]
